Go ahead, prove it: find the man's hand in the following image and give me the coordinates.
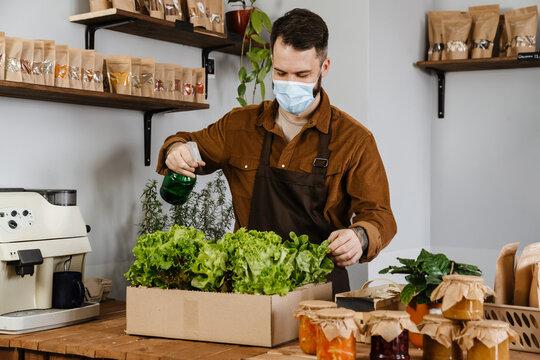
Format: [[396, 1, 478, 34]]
[[165, 142, 206, 178], [327, 229, 363, 267]]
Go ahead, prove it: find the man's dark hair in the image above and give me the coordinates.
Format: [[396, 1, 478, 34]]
[[270, 8, 329, 61]]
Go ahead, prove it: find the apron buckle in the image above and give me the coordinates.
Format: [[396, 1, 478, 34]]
[[313, 157, 329, 168]]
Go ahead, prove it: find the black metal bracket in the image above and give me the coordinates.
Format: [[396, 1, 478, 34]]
[[436, 70, 445, 118], [85, 19, 136, 50], [144, 109, 175, 166], [201, 45, 235, 99]]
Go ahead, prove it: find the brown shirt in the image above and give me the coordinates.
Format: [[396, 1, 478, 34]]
[[157, 89, 397, 262]]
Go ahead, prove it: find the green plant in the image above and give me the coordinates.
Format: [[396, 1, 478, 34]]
[[137, 171, 234, 239], [169, 171, 234, 241], [379, 249, 482, 306], [231, 0, 273, 106], [125, 226, 334, 296], [138, 180, 168, 236]]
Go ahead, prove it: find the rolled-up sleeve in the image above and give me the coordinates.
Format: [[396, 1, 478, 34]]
[[156, 112, 231, 175], [347, 134, 397, 262]]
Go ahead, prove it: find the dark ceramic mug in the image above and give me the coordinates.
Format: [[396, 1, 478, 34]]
[[52, 271, 85, 309]]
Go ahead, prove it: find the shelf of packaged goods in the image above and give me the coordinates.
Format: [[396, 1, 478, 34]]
[[414, 56, 540, 118], [0, 80, 209, 166], [69, 8, 246, 55]]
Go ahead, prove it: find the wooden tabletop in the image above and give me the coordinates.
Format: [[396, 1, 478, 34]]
[[0, 300, 537, 360]]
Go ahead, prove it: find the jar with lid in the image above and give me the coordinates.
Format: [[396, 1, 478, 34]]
[[314, 308, 357, 360], [358, 310, 418, 360], [418, 314, 462, 360], [294, 300, 337, 355], [160, 141, 201, 205], [457, 320, 518, 360], [430, 275, 492, 321]]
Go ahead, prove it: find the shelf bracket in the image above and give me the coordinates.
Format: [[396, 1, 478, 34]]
[[202, 45, 235, 99], [85, 19, 136, 50], [143, 109, 175, 167], [436, 70, 445, 119]]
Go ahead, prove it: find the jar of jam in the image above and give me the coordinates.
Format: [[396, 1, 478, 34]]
[[294, 300, 337, 355], [359, 310, 419, 360], [430, 275, 492, 321], [314, 308, 357, 360], [457, 320, 519, 360], [418, 314, 462, 360]]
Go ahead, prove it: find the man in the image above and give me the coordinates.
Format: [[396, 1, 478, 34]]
[[157, 8, 396, 295]]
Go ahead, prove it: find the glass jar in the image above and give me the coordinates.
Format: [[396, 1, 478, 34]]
[[459, 320, 518, 360], [423, 336, 462, 360], [430, 275, 491, 321], [468, 339, 509, 360], [314, 308, 356, 360], [295, 300, 337, 355], [370, 330, 409, 360], [419, 314, 462, 360], [360, 310, 418, 360], [442, 298, 483, 321]]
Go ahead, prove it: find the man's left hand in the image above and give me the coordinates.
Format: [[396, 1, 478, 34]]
[[327, 229, 363, 267]]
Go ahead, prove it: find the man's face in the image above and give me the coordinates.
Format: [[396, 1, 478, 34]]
[[272, 37, 330, 89]]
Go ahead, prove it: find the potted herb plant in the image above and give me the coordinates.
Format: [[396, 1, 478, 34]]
[[226, 0, 272, 106], [226, 0, 253, 35], [379, 249, 482, 348]]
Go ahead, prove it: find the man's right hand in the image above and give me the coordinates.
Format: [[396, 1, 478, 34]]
[[165, 142, 206, 178]]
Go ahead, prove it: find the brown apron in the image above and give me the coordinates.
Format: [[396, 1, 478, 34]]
[[248, 119, 350, 297]]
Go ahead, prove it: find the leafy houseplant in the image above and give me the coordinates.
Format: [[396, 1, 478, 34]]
[[379, 249, 482, 348], [227, 0, 272, 107], [379, 248, 482, 306]]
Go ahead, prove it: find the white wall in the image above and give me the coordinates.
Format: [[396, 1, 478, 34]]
[[0, 0, 241, 300], [366, 0, 433, 284], [4, 0, 525, 299], [431, 0, 540, 287]]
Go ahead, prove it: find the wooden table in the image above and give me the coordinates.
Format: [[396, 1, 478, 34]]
[[0, 301, 536, 360]]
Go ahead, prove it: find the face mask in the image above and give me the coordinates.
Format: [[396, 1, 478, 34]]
[[273, 71, 321, 115]]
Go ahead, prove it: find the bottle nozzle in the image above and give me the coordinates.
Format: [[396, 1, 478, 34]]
[[187, 141, 202, 163]]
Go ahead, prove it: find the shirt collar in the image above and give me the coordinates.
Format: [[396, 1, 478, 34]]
[[256, 88, 331, 134]]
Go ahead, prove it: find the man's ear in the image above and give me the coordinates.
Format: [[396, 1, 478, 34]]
[[321, 58, 331, 78]]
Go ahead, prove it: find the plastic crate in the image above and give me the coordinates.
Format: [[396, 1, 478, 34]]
[[484, 303, 540, 353]]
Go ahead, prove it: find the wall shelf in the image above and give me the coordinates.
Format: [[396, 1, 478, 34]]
[[0, 80, 208, 166], [69, 8, 246, 55], [69, 8, 249, 99], [414, 57, 540, 118]]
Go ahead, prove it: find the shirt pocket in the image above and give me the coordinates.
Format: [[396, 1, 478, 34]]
[[228, 156, 259, 199]]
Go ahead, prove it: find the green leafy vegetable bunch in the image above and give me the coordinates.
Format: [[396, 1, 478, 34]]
[[379, 249, 482, 306], [125, 225, 207, 289], [125, 226, 335, 296]]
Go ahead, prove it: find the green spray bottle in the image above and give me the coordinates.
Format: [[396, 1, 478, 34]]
[[160, 142, 201, 205]]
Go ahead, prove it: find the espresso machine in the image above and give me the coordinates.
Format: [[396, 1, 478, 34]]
[[0, 189, 100, 334]]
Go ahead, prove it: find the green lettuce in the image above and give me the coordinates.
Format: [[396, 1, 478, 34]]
[[126, 226, 335, 296], [219, 228, 296, 296], [285, 232, 334, 288], [125, 225, 207, 289], [190, 242, 228, 292]]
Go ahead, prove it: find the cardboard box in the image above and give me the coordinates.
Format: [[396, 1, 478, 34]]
[[335, 279, 405, 312], [126, 282, 332, 347], [335, 279, 406, 344]]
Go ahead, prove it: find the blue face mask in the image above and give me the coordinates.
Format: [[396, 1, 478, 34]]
[[273, 72, 321, 115]]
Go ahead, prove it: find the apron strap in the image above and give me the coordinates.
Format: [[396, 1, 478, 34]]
[[312, 117, 332, 176], [258, 130, 273, 167]]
